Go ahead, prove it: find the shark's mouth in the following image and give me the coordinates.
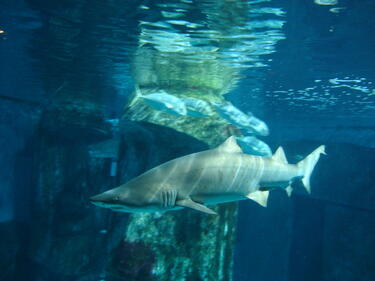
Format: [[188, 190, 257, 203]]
[[90, 198, 138, 212], [90, 200, 124, 209], [111, 206, 128, 211]]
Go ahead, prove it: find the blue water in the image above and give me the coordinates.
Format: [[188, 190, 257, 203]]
[[0, 0, 374, 280]]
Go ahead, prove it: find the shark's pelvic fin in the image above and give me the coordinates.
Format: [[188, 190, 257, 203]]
[[272, 147, 288, 164], [297, 145, 326, 193], [246, 190, 269, 207], [216, 136, 243, 153], [176, 198, 217, 215]]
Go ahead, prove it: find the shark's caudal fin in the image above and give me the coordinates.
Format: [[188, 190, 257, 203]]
[[297, 145, 326, 193]]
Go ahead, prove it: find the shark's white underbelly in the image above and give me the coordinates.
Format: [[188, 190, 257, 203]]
[[193, 193, 247, 205]]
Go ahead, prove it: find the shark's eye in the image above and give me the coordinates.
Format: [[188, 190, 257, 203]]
[[114, 196, 120, 202]]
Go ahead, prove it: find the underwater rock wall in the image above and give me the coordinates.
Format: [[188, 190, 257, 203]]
[[10, 118, 237, 281], [28, 131, 127, 281], [311, 143, 375, 281], [106, 122, 238, 281], [14, 0, 241, 279], [234, 190, 293, 281], [0, 222, 20, 280], [126, 45, 236, 147], [234, 142, 375, 281], [0, 100, 40, 223]]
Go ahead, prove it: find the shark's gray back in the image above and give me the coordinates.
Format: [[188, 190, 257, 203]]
[[149, 149, 266, 201]]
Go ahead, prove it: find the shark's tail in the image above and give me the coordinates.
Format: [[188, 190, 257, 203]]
[[297, 145, 326, 193]]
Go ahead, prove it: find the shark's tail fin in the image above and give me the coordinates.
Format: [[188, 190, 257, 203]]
[[297, 145, 326, 193]]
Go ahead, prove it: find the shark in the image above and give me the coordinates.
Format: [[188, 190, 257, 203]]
[[90, 136, 326, 215], [213, 103, 269, 136]]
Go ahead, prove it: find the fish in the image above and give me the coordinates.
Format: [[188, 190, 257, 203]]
[[105, 118, 119, 127], [90, 136, 326, 215], [329, 7, 346, 13], [243, 113, 270, 136], [135, 87, 187, 116], [314, 0, 338, 5], [236, 136, 272, 157], [329, 78, 362, 85], [181, 97, 213, 117], [213, 102, 269, 136]]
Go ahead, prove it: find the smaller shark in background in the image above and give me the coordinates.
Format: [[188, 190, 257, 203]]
[[90, 137, 326, 214], [130, 86, 187, 116], [213, 103, 269, 136], [140, 91, 187, 116], [132, 86, 214, 118], [181, 97, 213, 117], [236, 136, 272, 157]]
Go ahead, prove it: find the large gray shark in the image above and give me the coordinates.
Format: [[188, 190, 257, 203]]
[[90, 137, 326, 214]]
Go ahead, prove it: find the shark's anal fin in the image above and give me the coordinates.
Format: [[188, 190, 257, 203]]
[[285, 184, 293, 197], [246, 190, 269, 207], [176, 198, 217, 215]]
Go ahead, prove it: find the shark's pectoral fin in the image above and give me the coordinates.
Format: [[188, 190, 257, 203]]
[[176, 198, 217, 215], [246, 190, 269, 207]]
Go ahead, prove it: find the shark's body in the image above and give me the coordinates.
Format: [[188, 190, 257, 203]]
[[90, 137, 325, 214]]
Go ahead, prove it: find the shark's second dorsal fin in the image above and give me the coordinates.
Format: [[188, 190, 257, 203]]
[[216, 136, 243, 153], [272, 147, 288, 164]]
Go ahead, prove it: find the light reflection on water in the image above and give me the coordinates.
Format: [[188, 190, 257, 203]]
[[0, 0, 374, 145]]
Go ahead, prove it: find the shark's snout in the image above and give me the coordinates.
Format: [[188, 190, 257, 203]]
[[90, 188, 136, 212], [90, 194, 104, 203], [90, 191, 117, 207]]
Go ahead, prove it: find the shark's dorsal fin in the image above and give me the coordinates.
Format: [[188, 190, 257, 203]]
[[176, 198, 217, 215], [216, 136, 243, 153], [272, 147, 288, 164], [246, 190, 269, 207]]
